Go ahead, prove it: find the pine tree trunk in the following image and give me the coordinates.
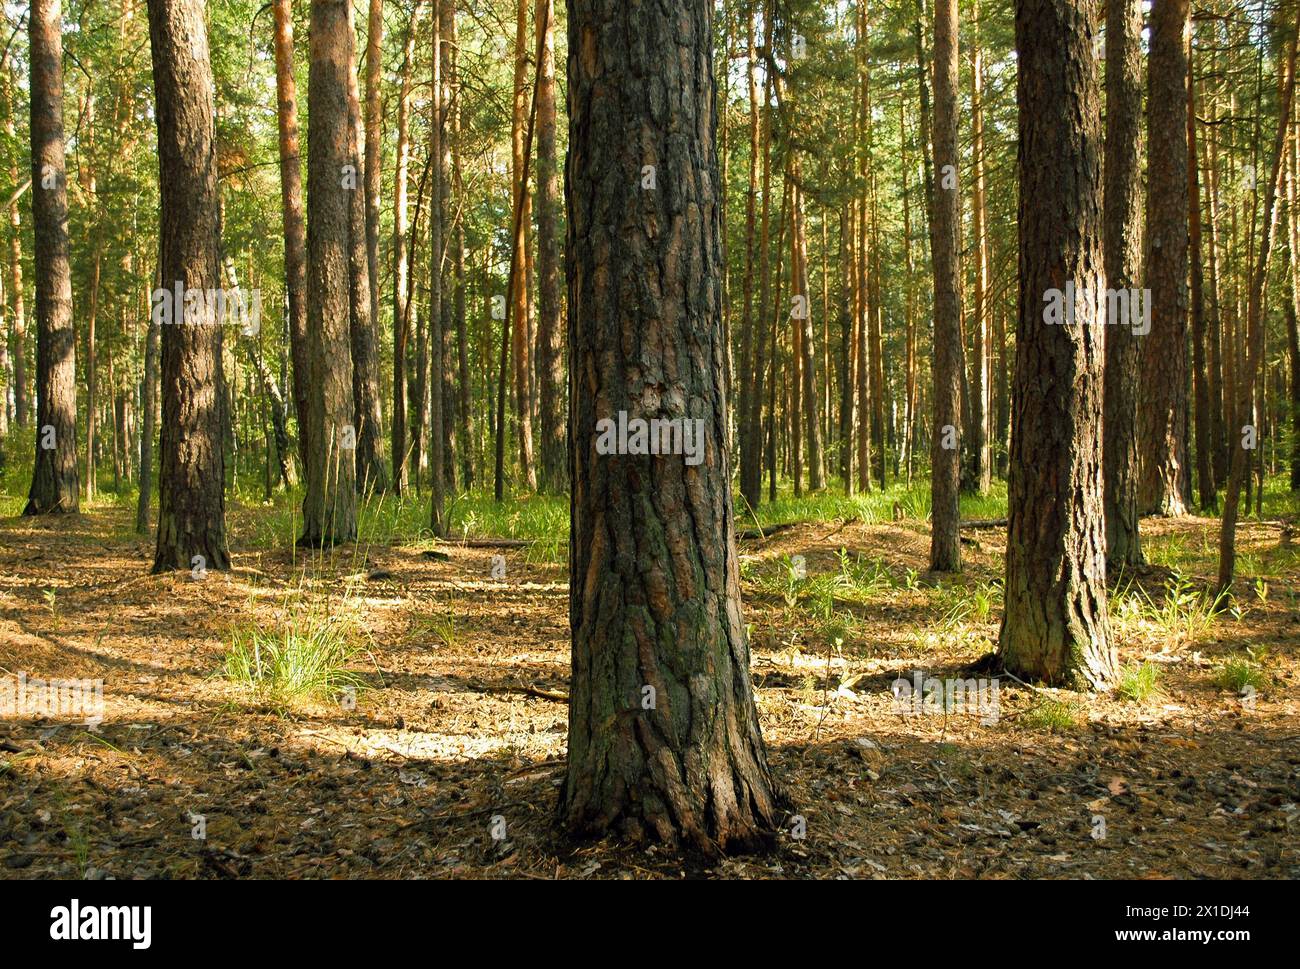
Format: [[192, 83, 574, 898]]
[[1217, 17, 1298, 594], [1138, 0, 1192, 517], [999, 0, 1115, 690], [363, 0, 383, 349], [429, 0, 446, 532], [3, 55, 28, 430], [535, 0, 564, 494], [146, 0, 229, 571], [929, 0, 962, 572], [1188, 37, 1215, 513], [391, 10, 417, 494], [301, 0, 358, 547], [272, 0, 312, 480], [1103, 0, 1144, 568], [346, 0, 387, 496], [560, 0, 779, 853], [969, 3, 992, 496], [135, 288, 160, 533], [510, 0, 536, 492]]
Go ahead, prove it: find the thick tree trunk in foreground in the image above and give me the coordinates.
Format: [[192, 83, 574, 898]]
[[560, 0, 779, 853], [146, 0, 229, 572], [24, 0, 79, 515], [1138, 0, 1192, 517], [929, 0, 962, 572], [1102, 0, 1144, 569], [301, 0, 357, 547], [272, 0, 311, 478], [999, 0, 1115, 690]]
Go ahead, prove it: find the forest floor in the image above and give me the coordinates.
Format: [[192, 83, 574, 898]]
[[0, 497, 1298, 879]]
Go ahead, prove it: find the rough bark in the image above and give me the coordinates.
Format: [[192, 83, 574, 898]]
[[999, 0, 1115, 690], [24, 0, 79, 515], [535, 0, 565, 493], [1102, 0, 1144, 568], [560, 0, 779, 853], [1138, 0, 1192, 517], [929, 0, 962, 572], [146, 0, 229, 571], [272, 0, 312, 478], [346, 0, 387, 495], [301, 0, 358, 547]]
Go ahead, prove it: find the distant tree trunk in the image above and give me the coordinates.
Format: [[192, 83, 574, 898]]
[[84, 248, 101, 500], [363, 0, 383, 348], [969, 2, 992, 496], [24, 0, 79, 515], [429, 0, 446, 533], [1138, 0, 1191, 517], [1218, 17, 1298, 594], [535, 0, 564, 493], [135, 292, 160, 533], [560, 0, 779, 853], [346, 0, 387, 495], [391, 10, 418, 494], [1287, 124, 1300, 493], [3, 56, 28, 429], [742, 64, 773, 508], [510, 0, 536, 492], [929, 0, 962, 572], [838, 204, 857, 493], [301, 0, 358, 547], [272, 0, 311, 478], [1188, 37, 1215, 513], [1103, 0, 1144, 569], [792, 178, 824, 491], [146, 0, 229, 571], [999, 0, 1115, 690], [738, 6, 762, 507], [450, 4, 473, 492]]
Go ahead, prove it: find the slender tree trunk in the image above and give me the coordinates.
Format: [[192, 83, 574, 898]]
[[135, 277, 159, 533], [1139, 0, 1192, 517], [1103, 0, 1144, 568], [391, 10, 417, 494], [929, 0, 963, 572], [346, 0, 387, 495], [363, 0, 383, 348], [999, 0, 1115, 690], [146, 0, 229, 571], [84, 248, 101, 500], [742, 62, 773, 508], [792, 178, 824, 490], [1218, 17, 1298, 594], [1188, 36, 1215, 513], [3, 56, 27, 429], [450, 5, 472, 492], [1286, 123, 1300, 493], [560, 0, 779, 852], [969, 1, 992, 495], [535, 0, 564, 493], [429, 0, 446, 532], [510, 0, 536, 491], [301, 0, 358, 547], [24, 0, 79, 515], [738, 6, 761, 508], [272, 0, 312, 479]]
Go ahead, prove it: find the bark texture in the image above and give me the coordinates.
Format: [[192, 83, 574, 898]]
[[560, 0, 779, 853]]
